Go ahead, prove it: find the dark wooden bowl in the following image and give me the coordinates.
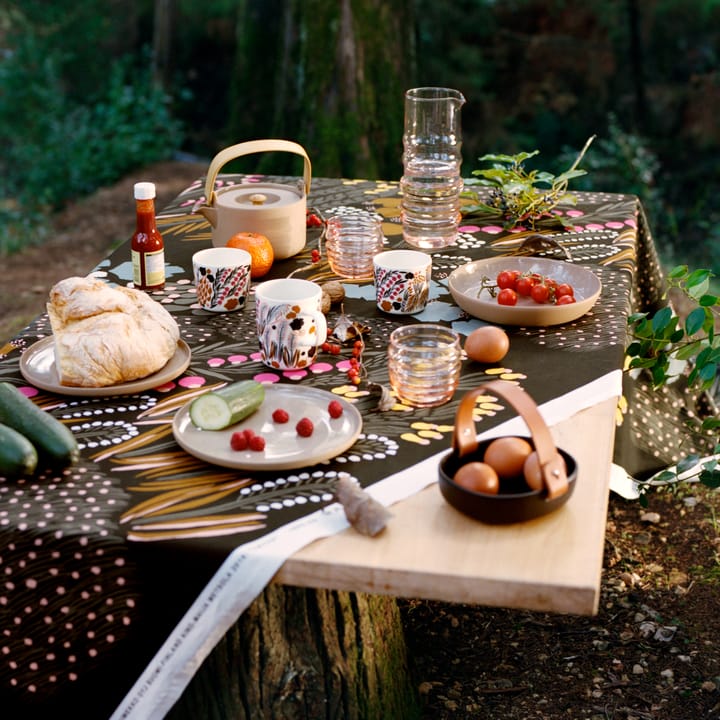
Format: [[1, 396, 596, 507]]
[[438, 437, 577, 524], [437, 380, 578, 525]]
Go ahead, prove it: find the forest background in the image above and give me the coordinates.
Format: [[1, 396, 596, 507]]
[[1, 0, 719, 276]]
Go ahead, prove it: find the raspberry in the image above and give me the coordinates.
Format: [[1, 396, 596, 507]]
[[272, 408, 290, 423], [243, 428, 256, 441], [248, 434, 266, 451], [296, 417, 314, 437], [230, 431, 248, 451], [328, 400, 343, 419]]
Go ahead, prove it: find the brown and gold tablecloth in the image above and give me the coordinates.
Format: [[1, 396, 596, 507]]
[[1, 175, 710, 718]]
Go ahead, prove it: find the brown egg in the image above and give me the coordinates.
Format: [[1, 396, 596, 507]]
[[453, 462, 500, 495], [464, 326, 510, 364], [523, 451, 567, 491], [483, 436, 533, 479]]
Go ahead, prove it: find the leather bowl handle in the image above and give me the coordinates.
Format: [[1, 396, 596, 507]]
[[452, 380, 569, 500], [203, 139, 312, 206]]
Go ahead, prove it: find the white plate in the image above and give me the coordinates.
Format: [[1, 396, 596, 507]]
[[172, 384, 363, 471], [448, 256, 601, 326], [19, 337, 192, 396]]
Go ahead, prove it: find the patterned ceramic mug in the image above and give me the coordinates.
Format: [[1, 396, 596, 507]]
[[255, 278, 328, 370], [374, 249, 432, 314], [192, 247, 252, 311]]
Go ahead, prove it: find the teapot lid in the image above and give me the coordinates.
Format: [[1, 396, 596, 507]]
[[215, 183, 303, 210]]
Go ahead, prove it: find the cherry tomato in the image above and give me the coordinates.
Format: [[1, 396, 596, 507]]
[[557, 294, 576, 305], [516, 276, 535, 296], [496, 270, 519, 290], [497, 288, 518, 306], [530, 283, 550, 304], [555, 283, 574, 298]]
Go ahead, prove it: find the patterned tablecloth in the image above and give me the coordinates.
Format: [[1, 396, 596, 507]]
[[1, 174, 708, 717]]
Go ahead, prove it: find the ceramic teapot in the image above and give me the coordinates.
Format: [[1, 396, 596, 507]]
[[197, 139, 312, 259]]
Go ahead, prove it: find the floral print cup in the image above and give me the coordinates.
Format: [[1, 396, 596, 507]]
[[255, 278, 328, 370], [374, 249, 432, 314], [192, 247, 252, 312]]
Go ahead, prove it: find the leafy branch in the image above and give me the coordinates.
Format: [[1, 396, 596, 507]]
[[461, 135, 595, 230], [626, 266, 720, 396], [626, 265, 720, 502]]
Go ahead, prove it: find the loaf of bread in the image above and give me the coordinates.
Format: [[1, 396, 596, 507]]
[[47, 276, 180, 387]]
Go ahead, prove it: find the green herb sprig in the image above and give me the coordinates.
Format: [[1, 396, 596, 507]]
[[461, 135, 595, 230]]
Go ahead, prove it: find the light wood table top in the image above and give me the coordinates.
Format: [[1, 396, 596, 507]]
[[276, 396, 616, 616]]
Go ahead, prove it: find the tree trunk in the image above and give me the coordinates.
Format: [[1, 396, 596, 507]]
[[228, 0, 416, 180], [167, 585, 420, 720], [153, 0, 175, 90]]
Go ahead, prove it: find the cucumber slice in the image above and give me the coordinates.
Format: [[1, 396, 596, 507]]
[[0, 422, 38, 477], [189, 380, 265, 430]]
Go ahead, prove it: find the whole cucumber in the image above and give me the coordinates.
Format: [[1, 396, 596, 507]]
[[0, 422, 38, 477], [0, 382, 79, 468]]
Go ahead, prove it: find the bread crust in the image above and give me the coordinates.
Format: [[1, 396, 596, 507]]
[[47, 276, 180, 387]]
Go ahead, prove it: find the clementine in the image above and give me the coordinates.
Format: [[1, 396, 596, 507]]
[[226, 232, 274, 278]]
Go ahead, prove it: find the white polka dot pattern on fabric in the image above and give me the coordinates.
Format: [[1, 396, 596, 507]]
[[0, 470, 138, 701]]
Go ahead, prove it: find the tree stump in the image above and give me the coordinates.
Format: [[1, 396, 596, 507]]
[[167, 584, 420, 720]]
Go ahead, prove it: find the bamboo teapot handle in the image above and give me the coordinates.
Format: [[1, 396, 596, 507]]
[[203, 139, 312, 206]]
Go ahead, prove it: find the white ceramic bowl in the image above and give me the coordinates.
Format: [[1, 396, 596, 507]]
[[448, 256, 601, 326]]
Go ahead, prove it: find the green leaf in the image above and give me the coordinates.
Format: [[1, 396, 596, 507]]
[[702, 417, 720, 431], [533, 171, 556, 185], [698, 362, 717, 383], [627, 312, 648, 324], [674, 340, 703, 360], [628, 356, 658, 370], [651, 363, 667, 386], [669, 329, 685, 344], [626, 341, 643, 357], [685, 270, 711, 299], [686, 268, 712, 286], [553, 169, 588, 184], [651, 306, 672, 333], [685, 307, 706, 336], [699, 468, 720, 489], [668, 265, 689, 279], [478, 151, 539, 165], [677, 454, 701, 473], [699, 294, 720, 307], [653, 470, 678, 484]]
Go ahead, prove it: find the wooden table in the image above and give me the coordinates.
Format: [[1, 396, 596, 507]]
[[278, 397, 616, 615], [1, 175, 662, 720]]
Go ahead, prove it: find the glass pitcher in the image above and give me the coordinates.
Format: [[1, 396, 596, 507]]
[[400, 87, 466, 249]]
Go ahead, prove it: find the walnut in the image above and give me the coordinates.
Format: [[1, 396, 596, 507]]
[[321, 281, 345, 314], [320, 290, 332, 314]]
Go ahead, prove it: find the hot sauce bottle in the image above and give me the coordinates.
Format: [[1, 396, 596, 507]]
[[131, 182, 165, 291]]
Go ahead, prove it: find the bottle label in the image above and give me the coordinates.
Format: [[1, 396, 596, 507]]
[[132, 249, 165, 288]]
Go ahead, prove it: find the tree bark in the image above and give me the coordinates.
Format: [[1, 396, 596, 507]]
[[153, 0, 175, 91], [228, 0, 415, 180], [167, 585, 420, 720]]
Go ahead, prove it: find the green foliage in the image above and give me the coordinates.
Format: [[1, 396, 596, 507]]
[[0, 18, 183, 254], [626, 265, 720, 392], [635, 444, 720, 506], [626, 264, 720, 502], [461, 136, 595, 230]]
